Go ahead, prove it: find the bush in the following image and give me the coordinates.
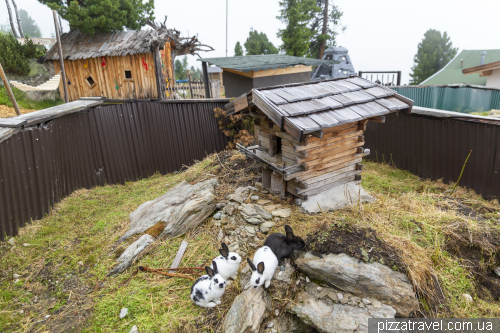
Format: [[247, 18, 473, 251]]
[[0, 34, 45, 76]]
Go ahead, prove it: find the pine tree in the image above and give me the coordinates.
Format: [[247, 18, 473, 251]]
[[309, 0, 344, 59], [37, 0, 155, 35], [234, 41, 244, 56], [410, 29, 458, 85], [244, 28, 278, 55], [19, 9, 42, 38], [277, 0, 320, 57]]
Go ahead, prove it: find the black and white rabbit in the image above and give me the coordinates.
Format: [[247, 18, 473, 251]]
[[246, 246, 279, 289], [211, 243, 241, 281], [264, 225, 305, 265], [190, 261, 226, 308]]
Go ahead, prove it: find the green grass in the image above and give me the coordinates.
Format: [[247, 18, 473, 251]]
[[470, 111, 492, 117], [0, 155, 499, 332], [0, 85, 63, 111]]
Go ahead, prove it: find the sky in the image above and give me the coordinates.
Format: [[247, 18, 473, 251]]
[[2, 0, 500, 84]]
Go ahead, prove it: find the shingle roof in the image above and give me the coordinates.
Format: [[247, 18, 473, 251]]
[[199, 55, 338, 73], [251, 76, 413, 141], [44, 29, 153, 61], [421, 49, 500, 86]]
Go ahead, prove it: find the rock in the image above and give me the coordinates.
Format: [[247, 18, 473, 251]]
[[261, 190, 269, 194], [290, 291, 395, 333], [305, 276, 310, 283], [222, 287, 270, 333], [250, 195, 259, 201], [221, 215, 231, 225], [317, 287, 323, 292], [305, 282, 331, 299], [299, 183, 374, 214], [245, 226, 256, 234], [13, 273, 20, 279], [256, 199, 271, 206], [463, 294, 473, 303], [7, 238, 15, 245], [293, 198, 303, 206], [23, 243, 30, 247], [109, 234, 154, 276], [255, 182, 263, 189], [223, 203, 238, 216], [120, 308, 128, 319], [77, 261, 84, 267], [328, 292, 338, 301], [264, 204, 282, 212], [217, 229, 224, 242], [247, 186, 258, 191], [213, 212, 223, 220], [272, 209, 291, 218], [362, 298, 371, 305], [121, 179, 218, 241], [494, 266, 500, 277], [229, 243, 239, 252], [216, 202, 227, 210], [129, 325, 139, 333], [296, 252, 418, 317], [254, 205, 272, 220], [230, 187, 250, 204], [241, 204, 259, 217], [273, 259, 295, 283], [259, 221, 275, 233]]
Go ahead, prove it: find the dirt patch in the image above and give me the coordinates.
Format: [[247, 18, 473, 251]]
[[306, 222, 407, 273], [0, 104, 36, 118], [443, 222, 500, 301]]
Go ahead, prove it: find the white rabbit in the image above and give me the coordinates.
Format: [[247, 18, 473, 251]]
[[211, 243, 241, 281], [190, 261, 226, 308], [247, 246, 279, 289]]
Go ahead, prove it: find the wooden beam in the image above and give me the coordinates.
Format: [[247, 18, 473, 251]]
[[0, 62, 21, 116], [307, 130, 324, 139], [202, 61, 211, 98], [53, 10, 69, 103], [369, 116, 385, 123], [169, 241, 188, 273], [480, 70, 493, 77], [222, 65, 312, 78], [462, 60, 500, 75]]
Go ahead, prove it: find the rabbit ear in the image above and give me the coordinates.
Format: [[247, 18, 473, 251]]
[[285, 225, 294, 239], [219, 249, 229, 258], [257, 262, 265, 274], [212, 261, 219, 274], [221, 243, 230, 252], [205, 266, 215, 277], [247, 257, 256, 271]]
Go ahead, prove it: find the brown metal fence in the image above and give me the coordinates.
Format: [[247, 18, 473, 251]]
[[364, 112, 500, 200], [0, 100, 228, 240]]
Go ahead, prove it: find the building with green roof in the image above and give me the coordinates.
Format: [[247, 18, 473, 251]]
[[421, 49, 500, 86]]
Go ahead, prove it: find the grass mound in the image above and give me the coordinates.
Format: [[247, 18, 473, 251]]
[[0, 152, 499, 332]]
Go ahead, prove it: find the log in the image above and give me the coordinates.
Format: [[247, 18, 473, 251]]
[[296, 170, 361, 194], [300, 178, 361, 197], [294, 130, 363, 152], [299, 165, 357, 187], [0, 63, 21, 116], [296, 141, 364, 163], [303, 148, 358, 168], [285, 155, 363, 181], [170, 241, 188, 273]]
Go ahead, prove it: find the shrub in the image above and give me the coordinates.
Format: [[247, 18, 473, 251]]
[[0, 34, 45, 76]]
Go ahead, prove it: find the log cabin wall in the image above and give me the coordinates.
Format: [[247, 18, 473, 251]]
[[53, 52, 157, 102]]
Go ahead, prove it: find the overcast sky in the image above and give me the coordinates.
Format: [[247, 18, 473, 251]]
[[2, 0, 500, 84]]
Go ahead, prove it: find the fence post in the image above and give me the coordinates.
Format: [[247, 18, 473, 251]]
[[188, 77, 194, 99], [53, 10, 69, 103], [0, 62, 21, 116], [202, 61, 211, 99]]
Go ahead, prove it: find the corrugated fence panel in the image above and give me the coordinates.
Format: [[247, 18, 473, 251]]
[[0, 101, 228, 240], [365, 112, 500, 200], [393, 86, 500, 113]]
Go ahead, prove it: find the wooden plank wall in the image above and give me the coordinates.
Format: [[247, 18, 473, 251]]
[[53, 52, 157, 102]]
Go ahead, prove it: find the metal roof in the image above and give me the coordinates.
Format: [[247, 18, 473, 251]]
[[421, 49, 500, 86], [44, 29, 153, 61], [250, 76, 413, 140], [198, 55, 338, 73]]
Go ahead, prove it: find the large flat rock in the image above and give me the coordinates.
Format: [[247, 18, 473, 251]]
[[120, 179, 217, 241], [295, 252, 418, 317], [299, 183, 374, 214], [223, 286, 270, 333]]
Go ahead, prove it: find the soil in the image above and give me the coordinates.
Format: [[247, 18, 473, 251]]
[[305, 223, 407, 274]]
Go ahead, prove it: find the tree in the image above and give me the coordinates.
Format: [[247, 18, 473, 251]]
[[277, 0, 320, 57], [18, 10, 42, 37], [410, 29, 458, 85], [0, 33, 45, 75], [234, 41, 244, 56], [174, 55, 189, 80], [4, 0, 20, 38], [277, 0, 344, 58], [244, 28, 278, 55], [37, 0, 155, 35]]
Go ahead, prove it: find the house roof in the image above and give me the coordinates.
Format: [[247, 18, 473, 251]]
[[421, 49, 500, 86], [249, 76, 413, 141], [199, 55, 338, 73], [207, 66, 223, 74], [44, 29, 154, 61], [462, 60, 500, 75]]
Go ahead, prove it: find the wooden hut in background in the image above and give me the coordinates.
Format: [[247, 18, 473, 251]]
[[43, 30, 175, 101], [228, 76, 413, 200]]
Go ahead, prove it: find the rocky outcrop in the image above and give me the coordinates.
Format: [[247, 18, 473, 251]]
[[295, 252, 418, 317], [223, 286, 270, 333], [109, 234, 154, 276], [289, 290, 395, 333], [120, 179, 218, 241]]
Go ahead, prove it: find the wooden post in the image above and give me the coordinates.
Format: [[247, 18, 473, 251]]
[[202, 61, 211, 99], [0, 62, 21, 116], [188, 77, 194, 99], [153, 45, 166, 100], [53, 10, 69, 103]]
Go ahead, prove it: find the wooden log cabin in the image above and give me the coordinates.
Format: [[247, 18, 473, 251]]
[[227, 76, 413, 201], [43, 30, 175, 102]]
